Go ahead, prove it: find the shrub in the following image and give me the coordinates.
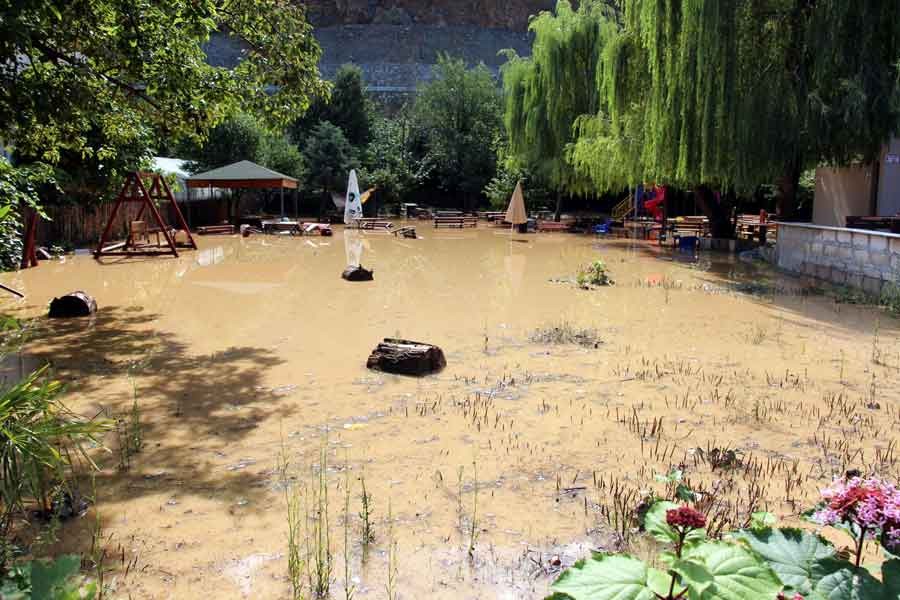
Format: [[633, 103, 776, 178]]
[[0, 367, 110, 533], [576, 260, 613, 288], [550, 476, 900, 600], [1, 555, 96, 599]]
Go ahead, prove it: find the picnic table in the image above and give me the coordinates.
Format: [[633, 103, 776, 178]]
[[261, 219, 301, 235]]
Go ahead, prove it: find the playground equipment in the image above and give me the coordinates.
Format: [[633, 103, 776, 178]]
[[95, 171, 196, 259]]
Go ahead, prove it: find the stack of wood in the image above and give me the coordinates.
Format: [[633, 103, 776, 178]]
[[366, 339, 446, 376]]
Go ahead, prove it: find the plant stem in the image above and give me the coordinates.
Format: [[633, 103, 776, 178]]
[[855, 527, 867, 568]]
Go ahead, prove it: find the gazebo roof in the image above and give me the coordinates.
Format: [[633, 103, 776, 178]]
[[186, 160, 298, 189]]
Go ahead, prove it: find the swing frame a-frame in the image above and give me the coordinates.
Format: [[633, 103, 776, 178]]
[[94, 171, 197, 259]]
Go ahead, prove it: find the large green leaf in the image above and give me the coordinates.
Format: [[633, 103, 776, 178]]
[[734, 527, 836, 595], [677, 541, 783, 600], [550, 553, 657, 600], [882, 559, 900, 599], [812, 563, 884, 600], [644, 501, 706, 546]]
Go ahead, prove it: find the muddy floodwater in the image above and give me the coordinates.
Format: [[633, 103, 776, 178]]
[[2, 227, 900, 599]]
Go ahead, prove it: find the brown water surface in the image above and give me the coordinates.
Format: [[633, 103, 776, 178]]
[[2, 227, 899, 599]]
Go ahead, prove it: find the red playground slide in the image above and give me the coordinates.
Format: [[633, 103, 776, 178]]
[[643, 186, 667, 220]]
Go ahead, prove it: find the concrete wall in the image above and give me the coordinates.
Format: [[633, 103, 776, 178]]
[[777, 223, 900, 294], [813, 165, 875, 227]]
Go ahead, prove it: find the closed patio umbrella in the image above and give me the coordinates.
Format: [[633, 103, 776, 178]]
[[505, 181, 527, 226]]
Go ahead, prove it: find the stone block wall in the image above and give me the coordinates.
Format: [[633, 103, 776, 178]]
[[776, 223, 900, 294]]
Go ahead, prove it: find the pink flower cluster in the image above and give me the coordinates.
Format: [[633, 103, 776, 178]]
[[813, 476, 900, 547]]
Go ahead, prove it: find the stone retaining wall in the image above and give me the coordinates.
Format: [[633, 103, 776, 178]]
[[776, 223, 900, 294]]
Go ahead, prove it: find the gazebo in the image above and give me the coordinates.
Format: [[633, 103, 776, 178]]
[[186, 160, 299, 219]]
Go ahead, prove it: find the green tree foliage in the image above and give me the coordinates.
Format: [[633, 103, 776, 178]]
[[291, 64, 373, 147], [529, 0, 900, 219], [302, 122, 354, 194], [483, 136, 551, 211], [261, 136, 305, 181], [0, 159, 55, 270], [187, 114, 304, 179], [189, 114, 267, 173], [0, 0, 325, 166], [413, 55, 502, 207], [363, 116, 427, 204], [502, 1, 617, 219], [327, 65, 373, 147]]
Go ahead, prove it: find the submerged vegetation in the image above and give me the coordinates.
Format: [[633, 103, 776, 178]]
[[530, 323, 603, 348], [576, 260, 613, 288]]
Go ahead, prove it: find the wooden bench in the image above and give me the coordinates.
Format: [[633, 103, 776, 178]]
[[261, 220, 301, 235], [434, 216, 478, 228], [301, 222, 333, 236], [352, 218, 393, 230], [197, 224, 235, 235], [536, 220, 572, 232], [736, 214, 779, 242], [478, 211, 507, 222]]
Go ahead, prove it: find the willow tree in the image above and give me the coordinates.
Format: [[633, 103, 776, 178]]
[[502, 1, 618, 220], [569, 0, 900, 223]]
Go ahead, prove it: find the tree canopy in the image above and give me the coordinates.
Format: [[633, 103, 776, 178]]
[[506, 0, 900, 218], [302, 121, 354, 194], [413, 54, 502, 206], [0, 0, 326, 175], [291, 64, 372, 148]]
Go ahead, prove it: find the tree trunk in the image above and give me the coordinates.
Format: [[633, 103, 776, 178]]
[[554, 192, 562, 222], [367, 339, 446, 376], [694, 185, 735, 239], [776, 155, 802, 221]]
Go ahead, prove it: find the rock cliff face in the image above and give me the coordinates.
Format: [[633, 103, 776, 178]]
[[207, 2, 553, 94], [303, 0, 554, 29]]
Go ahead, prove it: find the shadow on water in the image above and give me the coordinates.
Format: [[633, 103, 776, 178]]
[[17, 305, 291, 557]]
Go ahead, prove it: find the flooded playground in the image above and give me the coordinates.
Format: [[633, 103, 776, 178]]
[[2, 227, 899, 599]]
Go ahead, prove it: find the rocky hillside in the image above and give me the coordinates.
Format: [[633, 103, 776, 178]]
[[207, 1, 554, 93], [303, 0, 554, 29]]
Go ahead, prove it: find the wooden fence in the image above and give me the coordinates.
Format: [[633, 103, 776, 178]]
[[35, 202, 165, 248]]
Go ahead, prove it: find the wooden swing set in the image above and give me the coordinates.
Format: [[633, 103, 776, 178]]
[[94, 171, 197, 259]]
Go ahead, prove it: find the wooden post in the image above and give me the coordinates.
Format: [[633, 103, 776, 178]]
[[20, 208, 38, 269]]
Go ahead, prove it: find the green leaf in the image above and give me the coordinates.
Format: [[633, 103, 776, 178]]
[[672, 558, 714, 595], [881, 560, 900, 599], [678, 541, 783, 600], [30, 555, 82, 600], [676, 483, 698, 502], [813, 563, 883, 600], [550, 553, 657, 600], [749, 512, 777, 530], [644, 501, 706, 546], [734, 528, 835, 595], [647, 567, 681, 598]]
